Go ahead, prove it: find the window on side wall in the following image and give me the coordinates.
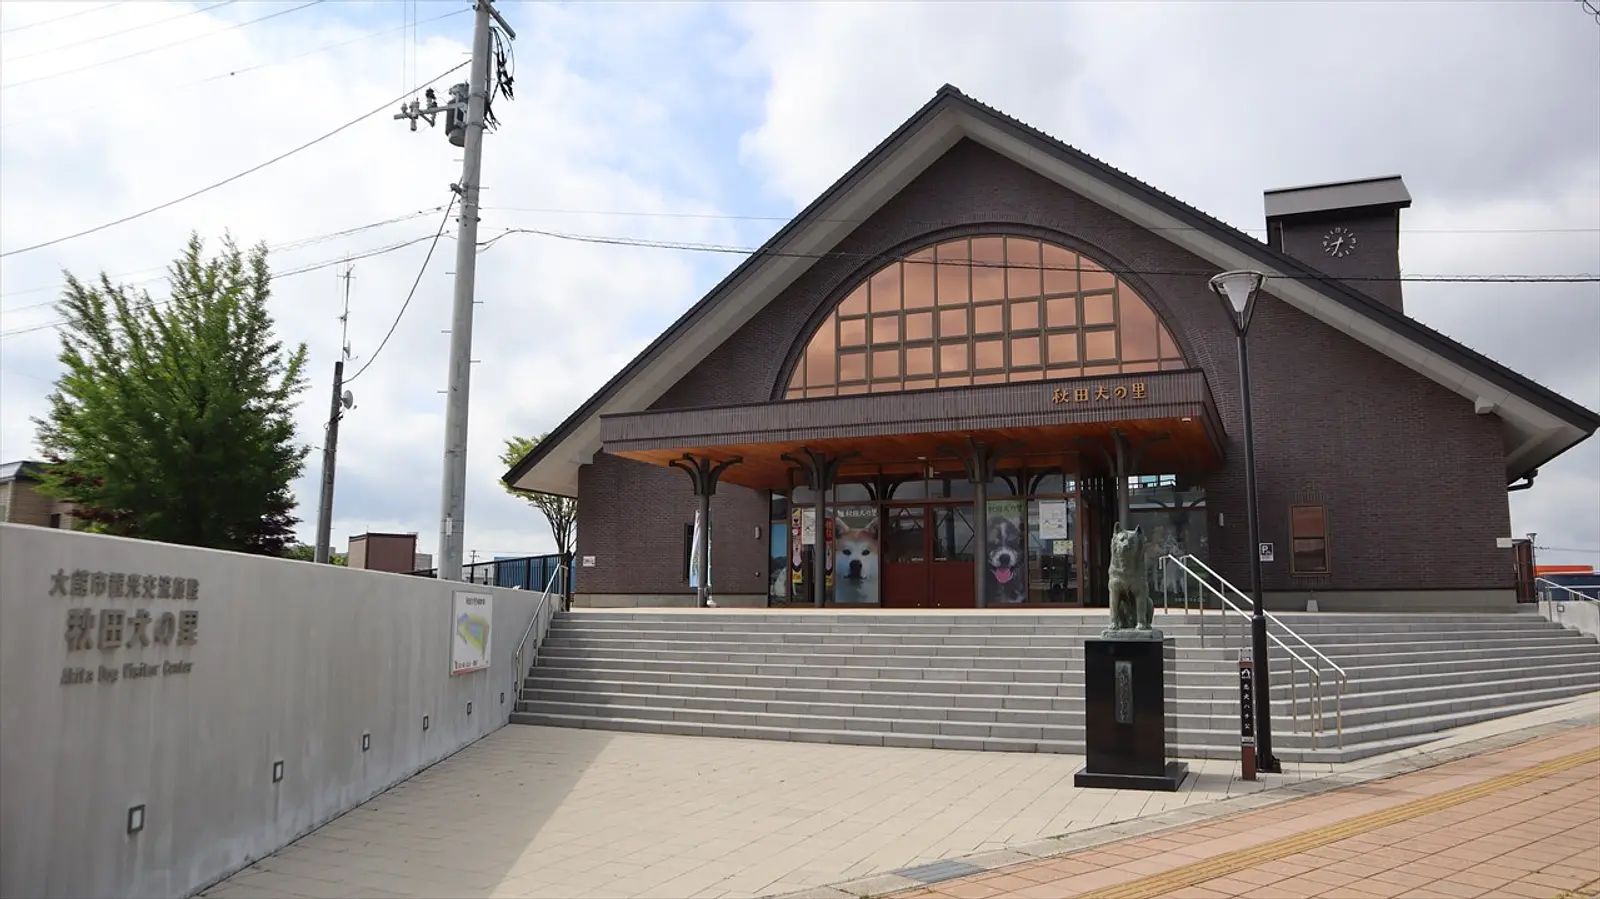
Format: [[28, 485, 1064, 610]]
[[1290, 505, 1329, 575]]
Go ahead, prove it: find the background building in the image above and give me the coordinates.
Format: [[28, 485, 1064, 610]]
[[0, 461, 77, 530]]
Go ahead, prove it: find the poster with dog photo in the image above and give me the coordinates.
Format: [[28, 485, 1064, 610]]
[[831, 506, 880, 605], [985, 500, 1028, 606], [790, 507, 835, 598]]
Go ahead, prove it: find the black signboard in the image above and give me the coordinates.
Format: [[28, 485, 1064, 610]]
[[1238, 656, 1256, 747]]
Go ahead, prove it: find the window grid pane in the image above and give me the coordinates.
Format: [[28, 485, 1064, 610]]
[[787, 236, 1186, 398], [904, 248, 936, 310]]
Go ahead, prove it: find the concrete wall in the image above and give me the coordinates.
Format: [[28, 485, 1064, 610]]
[[0, 523, 548, 899], [1540, 597, 1600, 641]]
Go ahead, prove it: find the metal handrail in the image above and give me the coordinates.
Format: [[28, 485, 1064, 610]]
[[1534, 578, 1600, 602], [1176, 554, 1349, 686], [1160, 554, 1342, 748], [509, 564, 566, 714]]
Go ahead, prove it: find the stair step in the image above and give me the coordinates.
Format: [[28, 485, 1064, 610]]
[[516, 678, 1598, 740], [514, 609, 1600, 760]]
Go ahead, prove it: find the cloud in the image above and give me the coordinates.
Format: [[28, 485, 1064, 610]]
[[1, 0, 748, 561], [2, 0, 1596, 573]]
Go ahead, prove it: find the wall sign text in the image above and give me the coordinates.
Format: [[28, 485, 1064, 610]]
[[51, 567, 201, 686], [1050, 381, 1148, 405]]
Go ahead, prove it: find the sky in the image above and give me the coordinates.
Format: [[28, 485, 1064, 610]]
[[1, 0, 1596, 570]]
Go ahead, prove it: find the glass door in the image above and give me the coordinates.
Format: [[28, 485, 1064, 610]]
[[1026, 497, 1079, 605]]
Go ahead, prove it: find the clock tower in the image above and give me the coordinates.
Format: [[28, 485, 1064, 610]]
[[1264, 174, 1412, 314]]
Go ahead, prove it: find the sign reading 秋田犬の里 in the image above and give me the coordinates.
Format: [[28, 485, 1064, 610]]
[[450, 591, 493, 676], [52, 567, 202, 686]]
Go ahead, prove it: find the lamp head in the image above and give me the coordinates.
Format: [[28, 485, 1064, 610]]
[[1208, 270, 1267, 335]]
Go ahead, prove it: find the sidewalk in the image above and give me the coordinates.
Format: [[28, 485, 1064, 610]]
[[197, 696, 1600, 899], [875, 726, 1600, 899]]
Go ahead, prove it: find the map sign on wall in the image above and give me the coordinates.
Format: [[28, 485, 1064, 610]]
[[450, 591, 493, 676]]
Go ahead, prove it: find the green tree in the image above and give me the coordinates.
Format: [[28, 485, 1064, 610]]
[[283, 543, 347, 566], [499, 433, 577, 569], [34, 232, 310, 556]]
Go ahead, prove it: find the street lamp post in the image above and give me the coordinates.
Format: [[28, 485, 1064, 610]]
[[1208, 269, 1282, 774]]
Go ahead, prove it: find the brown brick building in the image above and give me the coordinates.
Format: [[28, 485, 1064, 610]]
[[504, 86, 1598, 613]]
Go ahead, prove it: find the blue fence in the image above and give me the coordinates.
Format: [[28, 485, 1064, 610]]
[[1540, 573, 1600, 601], [408, 553, 575, 593]]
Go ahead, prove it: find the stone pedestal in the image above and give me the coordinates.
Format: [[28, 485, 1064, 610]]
[[1074, 637, 1189, 792]]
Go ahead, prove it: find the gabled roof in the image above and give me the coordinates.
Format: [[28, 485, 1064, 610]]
[[0, 460, 44, 483], [505, 85, 1599, 497]]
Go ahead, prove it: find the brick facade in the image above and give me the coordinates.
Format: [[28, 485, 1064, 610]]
[[576, 452, 771, 597], [1273, 209, 1406, 313], [574, 139, 1512, 600]]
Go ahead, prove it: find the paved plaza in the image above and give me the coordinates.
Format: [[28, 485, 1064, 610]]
[[198, 696, 1600, 899], [876, 725, 1600, 899]]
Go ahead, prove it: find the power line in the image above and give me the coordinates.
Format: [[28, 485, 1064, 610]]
[[478, 205, 1600, 237], [1537, 545, 1600, 555], [3, 6, 470, 127], [0, 58, 471, 259], [0, 232, 451, 340], [0, 2, 126, 36], [5, 0, 236, 63], [6, 203, 1591, 330], [7, 202, 1594, 309], [1, 0, 323, 92], [481, 226, 1600, 285], [0, 206, 447, 308], [345, 196, 457, 384]]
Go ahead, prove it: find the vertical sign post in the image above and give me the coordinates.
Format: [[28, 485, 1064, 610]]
[[1238, 648, 1257, 780]]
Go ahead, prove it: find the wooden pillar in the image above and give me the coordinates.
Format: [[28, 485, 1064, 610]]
[[780, 448, 856, 607], [669, 453, 743, 608]]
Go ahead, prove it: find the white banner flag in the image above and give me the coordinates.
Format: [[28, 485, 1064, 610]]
[[689, 509, 706, 589]]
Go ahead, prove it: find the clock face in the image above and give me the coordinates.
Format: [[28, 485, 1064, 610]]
[[1322, 226, 1357, 259]]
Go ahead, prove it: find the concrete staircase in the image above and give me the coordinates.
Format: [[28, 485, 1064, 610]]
[[509, 609, 1600, 763]]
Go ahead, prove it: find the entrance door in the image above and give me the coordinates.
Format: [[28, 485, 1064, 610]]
[[880, 504, 977, 609], [930, 505, 977, 608], [882, 506, 926, 609], [1512, 538, 1537, 603]]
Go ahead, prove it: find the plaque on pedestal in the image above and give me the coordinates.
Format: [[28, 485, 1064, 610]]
[[1074, 637, 1189, 792]]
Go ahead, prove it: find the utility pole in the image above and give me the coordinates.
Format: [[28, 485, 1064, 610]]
[[393, 0, 515, 582], [314, 265, 357, 564]]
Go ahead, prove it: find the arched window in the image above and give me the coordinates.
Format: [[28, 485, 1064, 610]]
[[784, 236, 1186, 399]]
